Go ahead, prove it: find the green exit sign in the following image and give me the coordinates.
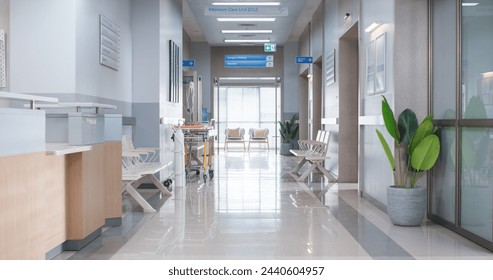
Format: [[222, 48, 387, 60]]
[[264, 43, 277, 52]]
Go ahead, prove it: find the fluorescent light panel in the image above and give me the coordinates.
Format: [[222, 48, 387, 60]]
[[365, 21, 383, 33], [220, 77, 276, 80], [224, 39, 270, 43], [462, 3, 479, 6], [217, 17, 276, 22], [212, 2, 281, 6], [221, 29, 272, 34]]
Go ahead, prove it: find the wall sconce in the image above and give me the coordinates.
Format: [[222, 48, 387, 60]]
[[365, 21, 383, 33], [344, 13, 350, 20]]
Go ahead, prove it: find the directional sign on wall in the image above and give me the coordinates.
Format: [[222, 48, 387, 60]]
[[296, 56, 313, 64], [224, 54, 274, 68], [99, 14, 121, 71], [183, 60, 196, 67]]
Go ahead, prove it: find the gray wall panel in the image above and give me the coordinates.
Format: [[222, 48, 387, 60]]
[[283, 42, 300, 114], [132, 102, 160, 149]]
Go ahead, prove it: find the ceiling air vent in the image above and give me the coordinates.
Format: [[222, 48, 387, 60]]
[[239, 23, 257, 27]]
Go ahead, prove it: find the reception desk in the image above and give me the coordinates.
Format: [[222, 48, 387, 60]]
[[0, 93, 122, 259]]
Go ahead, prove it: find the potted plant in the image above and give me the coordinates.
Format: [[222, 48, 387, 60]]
[[376, 96, 440, 226], [279, 114, 299, 156]]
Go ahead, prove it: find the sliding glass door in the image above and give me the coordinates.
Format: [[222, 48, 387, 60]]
[[213, 78, 281, 151]]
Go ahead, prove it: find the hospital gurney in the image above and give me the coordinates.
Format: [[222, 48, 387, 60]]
[[181, 124, 217, 183]]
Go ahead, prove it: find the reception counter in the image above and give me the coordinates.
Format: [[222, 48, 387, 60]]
[[0, 93, 122, 259]]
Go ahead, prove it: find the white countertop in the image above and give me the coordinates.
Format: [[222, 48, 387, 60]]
[[0, 91, 58, 103], [45, 143, 92, 156], [34, 102, 117, 110]]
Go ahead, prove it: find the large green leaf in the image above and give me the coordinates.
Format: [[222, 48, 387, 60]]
[[408, 120, 434, 157], [381, 96, 400, 143], [411, 134, 440, 171], [398, 109, 418, 144], [422, 114, 433, 124], [376, 129, 395, 171]]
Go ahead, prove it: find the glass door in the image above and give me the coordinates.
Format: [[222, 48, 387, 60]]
[[213, 77, 281, 152]]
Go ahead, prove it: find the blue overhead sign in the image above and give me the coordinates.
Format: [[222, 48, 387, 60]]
[[225, 54, 274, 68], [183, 60, 195, 67], [296, 56, 313, 64]]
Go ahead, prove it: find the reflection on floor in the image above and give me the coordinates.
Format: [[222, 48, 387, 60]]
[[55, 150, 493, 260]]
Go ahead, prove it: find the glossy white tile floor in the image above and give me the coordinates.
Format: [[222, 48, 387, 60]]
[[57, 150, 493, 260]]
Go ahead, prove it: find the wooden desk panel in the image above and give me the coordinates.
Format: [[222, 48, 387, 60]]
[[66, 144, 105, 240], [103, 141, 122, 220], [0, 153, 66, 259]]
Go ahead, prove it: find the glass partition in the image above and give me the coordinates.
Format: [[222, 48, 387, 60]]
[[430, 0, 493, 251]]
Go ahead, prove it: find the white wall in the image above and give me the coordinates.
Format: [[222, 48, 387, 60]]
[[0, 0, 9, 95], [10, 0, 77, 94], [159, 0, 183, 119], [132, 0, 160, 104], [130, 0, 183, 180], [323, 0, 339, 177], [9, 0, 132, 113], [359, 0, 395, 205], [75, 0, 133, 103]]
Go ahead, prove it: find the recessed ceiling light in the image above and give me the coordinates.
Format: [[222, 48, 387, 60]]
[[221, 30, 273, 34], [224, 39, 271, 43], [365, 21, 383, 33], [212, 2, 281, 6], [462, 2, 479, 6], [217, 18, 276, 22]]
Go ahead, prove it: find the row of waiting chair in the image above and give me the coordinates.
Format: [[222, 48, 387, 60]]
[[224, 128, 269, 151], [121, 134, 172, 212], [289, 130, 337, 182]]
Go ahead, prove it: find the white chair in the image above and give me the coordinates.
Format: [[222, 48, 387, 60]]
[[290, 130, 337, 182], [248, 128, 269, 150], [224, 128, 246, 151], [122, 134, 160, 166]]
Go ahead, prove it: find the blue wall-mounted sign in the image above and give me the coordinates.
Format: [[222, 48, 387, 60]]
[[225, 54, 274, 68], [183, 60, 195, 67], [296, 56, 313, 64]]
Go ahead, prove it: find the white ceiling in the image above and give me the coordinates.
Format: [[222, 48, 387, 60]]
[[183, 0, 322, 46]]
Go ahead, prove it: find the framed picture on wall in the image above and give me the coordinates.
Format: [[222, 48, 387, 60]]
[[375, 33, 386, 93], [326, 49, 336, 86], [366, 40, 376, 95], [169, 40, 180, 103]]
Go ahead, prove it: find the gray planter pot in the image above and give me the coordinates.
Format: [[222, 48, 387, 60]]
[[280, 142, 292, 156], [387, 185, 426, 226]]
